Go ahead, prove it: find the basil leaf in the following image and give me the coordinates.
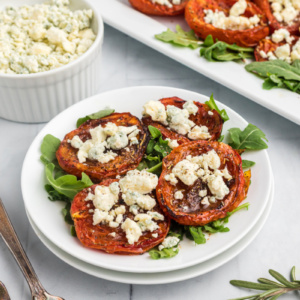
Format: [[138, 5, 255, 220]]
[[149, 247, 179, 260], [45, 163, 93, 199], [228, 124, 268, 150], [40, 134, 61, 164], [76, 108, 115, 128], [205, 94, 229, 122], [155, 25, 201, 49], [148, 125, 162, 139], [242, 160, 256, 169]]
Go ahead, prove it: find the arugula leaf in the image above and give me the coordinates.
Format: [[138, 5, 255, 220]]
[[45, 163, 93, 199], [70, 225, 77, 237], [200, 35, 254, 62], [218, 135, 224, 142], [155, 25, 201, 49], [62, 202, 74, 225], [149, 247, 179, 260], [45, 184, 70, 202], [40, 134, 61, 164], [76, 108, 115, 128], [242, 160, 256, 169], [148, 125, 162, 138], [222, 202, 250, 223], [205, 94, 229, 122], [228, 124, 268, 150], [188, 226, 206, 244], [245, 60, 300, 81]]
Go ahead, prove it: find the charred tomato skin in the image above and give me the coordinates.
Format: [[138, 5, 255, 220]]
[[156, 141, 246, 226], [128, 0, 188, 16], [56, 113, 149, 183], [254, 37, 299, 61], [142, 97, 223, 144], [185, 0, 269, 47], [253, 0, 300, 35], [71, 178, 170, 255]]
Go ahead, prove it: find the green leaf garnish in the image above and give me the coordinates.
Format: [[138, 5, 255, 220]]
[[188, 226, 206, 244], [228, 124, 268, 150], [218, 135, 225, 142], [40, 134, 61, 164], [242, 160, 255, 169], [45, 163, 93, 199], [230, 266, 300, 300], [246, 60, 300, 94], [155, 25, 201, 49], [200, 35, 254, 62], [149, 247, 179, 260], [76, 108, 115, 128], [148, 125, 162, 139], [205, 93, 229, 122]]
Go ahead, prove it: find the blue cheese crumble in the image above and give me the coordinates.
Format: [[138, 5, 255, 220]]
[[0, 0, 96, 74]]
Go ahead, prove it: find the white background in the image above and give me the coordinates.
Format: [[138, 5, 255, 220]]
[[0, 25, 299, 299]]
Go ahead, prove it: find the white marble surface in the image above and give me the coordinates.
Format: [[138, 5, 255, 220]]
[[0, 25, 300, 300]]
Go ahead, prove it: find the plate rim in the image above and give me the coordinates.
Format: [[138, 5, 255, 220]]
[[21, 86, 273, 273], [26, 177, 274, 285]]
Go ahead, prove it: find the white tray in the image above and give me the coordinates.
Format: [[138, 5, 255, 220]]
[[93, 0, 300, 126]]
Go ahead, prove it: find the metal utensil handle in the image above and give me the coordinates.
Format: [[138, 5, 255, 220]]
[[0, 198, 45, 298]]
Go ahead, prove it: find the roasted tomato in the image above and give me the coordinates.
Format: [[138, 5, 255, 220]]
[[56, 113, 148, 183], [71, 179, 170, 254], [142, 97, 223, 145], [253, 0, 300, 35], [128, 0, 188, 16], [254, 36, 299, 61], [156, 141, 247, 226], [185, 0, 269, 47]]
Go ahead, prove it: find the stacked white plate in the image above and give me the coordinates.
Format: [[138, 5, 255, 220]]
[[21, 87, 274, 285]]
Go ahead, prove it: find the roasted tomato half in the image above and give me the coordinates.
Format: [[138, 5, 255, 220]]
[[128, 0, 188, 16], [253, 0, 300, 35], [185, 0, 269, 47], [142, 97, 223, 145], [254, 36, 299, 61], [56, 113, 148, 182], [71, 179, 170, 254], [156, 141, 247, 226]]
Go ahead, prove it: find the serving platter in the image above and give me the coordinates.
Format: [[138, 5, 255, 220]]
[[21, 86, 272, 274], [92, 0, 300, 126], [26, 180, 274, 285]]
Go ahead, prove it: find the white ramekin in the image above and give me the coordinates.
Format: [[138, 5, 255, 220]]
[[0, 0, 104, 123]]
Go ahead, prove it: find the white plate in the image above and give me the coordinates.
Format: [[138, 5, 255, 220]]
[[26, 179, 274, 285], [22, 86, 272, 274], [92, 0, 300, 126]]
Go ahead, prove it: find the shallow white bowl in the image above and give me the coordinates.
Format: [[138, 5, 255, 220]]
[[21, 86, 273, 274], [0, 0, 104, 123]]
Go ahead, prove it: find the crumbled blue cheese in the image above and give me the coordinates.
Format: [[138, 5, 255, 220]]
[[143, 100, 212, 140], [121, 218, 142, 245], [134, 214, 159, 232], [0, 0, 96, 74], [165, 138, 179, 149], [271, 29, 294, 44], [168, 150, 232, 207], [183, 100, 198, 115], [119, 170, 158, 195], [158, 236, 180, 251], [164, 173, 178, 185], [204, 0, 260, 30], [269, 0, 299, 24], [143, 100, 167, 125], [69, 122, 140, 163], [174, 190, 184, 200], [88, 170, 162, 245], [151, 0, 181, 8]]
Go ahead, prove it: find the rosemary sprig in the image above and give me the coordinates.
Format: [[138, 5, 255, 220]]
[[230, 266, 300, 300]]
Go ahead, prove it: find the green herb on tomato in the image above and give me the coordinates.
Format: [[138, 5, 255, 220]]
[[76, 108, 115, 128], [205, 93, 229, 122]]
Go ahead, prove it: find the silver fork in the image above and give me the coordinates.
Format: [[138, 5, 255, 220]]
[[0, 198, 65, 300]]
